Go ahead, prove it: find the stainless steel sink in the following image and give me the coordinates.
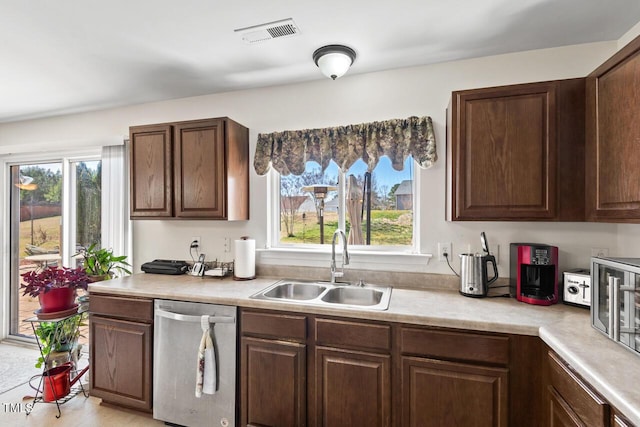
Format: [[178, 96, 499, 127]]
[[321, 286, 383, 306], [263, 282, 327, 300], [250, 279, 392, 310]]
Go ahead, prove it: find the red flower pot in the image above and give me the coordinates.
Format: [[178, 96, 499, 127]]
[[38, 287, 75, 313]]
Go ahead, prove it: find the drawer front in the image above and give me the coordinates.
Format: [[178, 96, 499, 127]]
[[548, 351, 609, 426], [241, 310, 307, 342], [89, 294, 153, 322], [400, 327, 509, 365], [315, 318, 391, 353]]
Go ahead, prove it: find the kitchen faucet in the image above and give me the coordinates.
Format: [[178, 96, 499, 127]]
[[330, 229, 350, 284]]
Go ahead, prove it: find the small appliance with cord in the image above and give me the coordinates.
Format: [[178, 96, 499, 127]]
[[509, 243, 559, 305], [562, 268, 591, 308], [459, 232, 499, 298]]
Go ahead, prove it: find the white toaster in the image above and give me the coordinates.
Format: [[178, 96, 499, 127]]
[[562, 268, 591, 308]]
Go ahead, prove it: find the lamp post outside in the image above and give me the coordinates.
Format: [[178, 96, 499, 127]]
[[302, 185, 337, 244]]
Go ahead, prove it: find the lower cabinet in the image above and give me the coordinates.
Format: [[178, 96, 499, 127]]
[[547, 350, 610, 427], [241, 337, 306, 427], [399, 326, 510, 427], [89, 294, 153, 412], [401, 356, 508, 427], [315, 347, 391, 427], [240, 309, 392, 427], [240, 308, 517, 427]]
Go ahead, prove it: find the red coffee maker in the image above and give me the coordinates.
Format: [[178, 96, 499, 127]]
[[509, 243, 559, 306]]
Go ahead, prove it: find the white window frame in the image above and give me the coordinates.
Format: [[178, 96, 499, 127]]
[[260, 160, 431, 273], [0, 147, 127, 341]]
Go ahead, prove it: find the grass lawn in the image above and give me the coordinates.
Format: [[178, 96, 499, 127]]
[[19, 216, 61, 258], [281, 210, 413, 245]]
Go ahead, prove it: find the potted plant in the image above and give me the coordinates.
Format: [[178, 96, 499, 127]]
[[21, 266, 89, 313], [76, 244, 131, 282], [33, 319, 83, 369]]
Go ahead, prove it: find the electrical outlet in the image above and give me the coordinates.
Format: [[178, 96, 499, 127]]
[[591, 247, 609, 257], [190, 236, 201, 249], [438, 242, 452, 262], [224, 237, 231, 253], [492, 244, 500, 264]]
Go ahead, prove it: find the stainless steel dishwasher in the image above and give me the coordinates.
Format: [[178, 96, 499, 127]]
[[154, 299, 237, 427]]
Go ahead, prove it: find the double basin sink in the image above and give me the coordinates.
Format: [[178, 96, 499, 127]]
[[250, 279, 392, 311]]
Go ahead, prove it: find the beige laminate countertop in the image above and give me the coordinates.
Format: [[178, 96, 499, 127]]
[[89, 273, 640, 424]]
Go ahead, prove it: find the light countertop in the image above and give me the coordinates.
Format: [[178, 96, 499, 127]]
[[89, 273, 640, 424]]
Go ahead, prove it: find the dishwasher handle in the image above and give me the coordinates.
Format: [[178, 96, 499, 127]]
[[156, 308, 236, 324]]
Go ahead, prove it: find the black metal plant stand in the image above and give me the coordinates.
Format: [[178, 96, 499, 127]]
[[23, 307, 89, 418]]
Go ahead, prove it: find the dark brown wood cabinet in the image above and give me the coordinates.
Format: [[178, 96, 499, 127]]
[[314, 318, 392, 427], [547, 350, 610, 427], [316, 347, 391, 427], [447, 79, 585, 221], [241, 337, 306, 427], [89, 294, 153, 412], [240, 309, 392, 427], [399, 326, 510, 427], [240, 309, 556, 427], [586, 36, 640, 222], [129, 117, 249, 220], [401, 356, 507, 427], [240, 310, 308, 427]]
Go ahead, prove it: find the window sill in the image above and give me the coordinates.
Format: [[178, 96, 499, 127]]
[[256, 247, 433, 273]]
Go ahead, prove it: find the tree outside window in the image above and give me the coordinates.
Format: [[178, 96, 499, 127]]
[[278, 156, 414, 247]]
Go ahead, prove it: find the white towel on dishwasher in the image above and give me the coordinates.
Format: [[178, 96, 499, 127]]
[[196, 315, 217, 397]]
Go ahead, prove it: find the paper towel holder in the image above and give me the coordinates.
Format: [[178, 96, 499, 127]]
[[233, 236, 256, 281]]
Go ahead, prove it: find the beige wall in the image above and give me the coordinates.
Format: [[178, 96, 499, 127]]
[[1, 38, 638, 278]]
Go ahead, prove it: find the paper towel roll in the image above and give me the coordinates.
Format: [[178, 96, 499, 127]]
[[234, 237, 255, 279]]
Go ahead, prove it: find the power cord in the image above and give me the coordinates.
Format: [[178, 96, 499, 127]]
[[446, 250, 510, 297], [443, 252, 459, 277], [189, 240, 200, 264]]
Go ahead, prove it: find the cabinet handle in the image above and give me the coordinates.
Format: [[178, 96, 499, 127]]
[[155, 308, 235, 324]]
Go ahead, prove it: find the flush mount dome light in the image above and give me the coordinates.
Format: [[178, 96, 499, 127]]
[[312, 44, 356, 80]]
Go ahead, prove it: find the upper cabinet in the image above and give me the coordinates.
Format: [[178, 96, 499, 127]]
[[586, 36, 640, 222], [130, 117, 249, 220], [447, 79, 585, 221]]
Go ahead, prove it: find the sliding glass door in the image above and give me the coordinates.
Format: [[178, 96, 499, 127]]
[[8, 158, 101, 339]]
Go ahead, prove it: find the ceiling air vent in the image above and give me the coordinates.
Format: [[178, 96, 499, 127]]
[[234, 18, 300, 44]]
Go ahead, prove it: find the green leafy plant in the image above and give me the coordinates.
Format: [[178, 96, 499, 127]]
[[34, 319, 84, 369], [76, 244, 131, 279]]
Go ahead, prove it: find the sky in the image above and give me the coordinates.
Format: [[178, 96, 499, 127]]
[[306, 156, 413, 192]]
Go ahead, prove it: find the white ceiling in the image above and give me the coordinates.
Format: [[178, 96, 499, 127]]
[[2, 0, 640, 123]]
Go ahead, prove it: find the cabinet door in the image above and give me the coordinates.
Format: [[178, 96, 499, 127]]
[[401, 356, 508, 427], [173, 119, 226, 218], [90, 315, 153, 411], [449, 82, 557, 220], [241, 337, 306, 427], [549, 386, 584, 427], [129, 124, 173, 218], [586, 36, 640, 222], [315, 347, 391, 427], [548, 351, 609, 426]]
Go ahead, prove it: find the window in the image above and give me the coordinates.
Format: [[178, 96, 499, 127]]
[[277, 156, 415, 250], [2, 146, 128, 342]]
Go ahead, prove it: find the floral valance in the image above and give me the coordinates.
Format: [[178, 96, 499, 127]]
[[253, 116, 437, 176]]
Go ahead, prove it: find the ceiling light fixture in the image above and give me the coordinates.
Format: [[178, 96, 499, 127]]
[[312, 44, 356, 80]]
